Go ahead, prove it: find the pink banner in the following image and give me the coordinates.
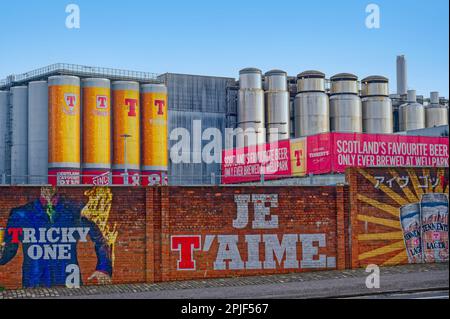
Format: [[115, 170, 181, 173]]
[[221, 139, 291, 184], [308, 133, 449, 174], [221, 133, 449, 184]]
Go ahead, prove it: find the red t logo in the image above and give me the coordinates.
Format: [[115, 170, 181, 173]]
[[155, 100, 165, 115], [97, 96, 107, 109], [171, 236, 201, 270], [66, 95, 76, 107], [8, 228, 23, 244], [294, 150, 302, 167], [125, 99, 137, 117]]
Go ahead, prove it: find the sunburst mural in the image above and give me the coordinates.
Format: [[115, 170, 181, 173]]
[[354, 168, 449, 267]]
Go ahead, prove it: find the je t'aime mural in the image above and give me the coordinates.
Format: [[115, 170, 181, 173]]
[[0, 187, 118, 288], [350, 168, 449, 267]]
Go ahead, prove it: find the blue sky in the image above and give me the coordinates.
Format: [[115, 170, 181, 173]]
[[0, 0, 448, 96]]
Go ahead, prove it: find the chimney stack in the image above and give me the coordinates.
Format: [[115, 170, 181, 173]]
[[396, 55, 408, 96]]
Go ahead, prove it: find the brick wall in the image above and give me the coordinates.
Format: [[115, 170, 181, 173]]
[[0, 167, 448, 290]]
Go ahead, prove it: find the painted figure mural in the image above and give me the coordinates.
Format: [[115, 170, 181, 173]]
[[0, 186, 116, 288]]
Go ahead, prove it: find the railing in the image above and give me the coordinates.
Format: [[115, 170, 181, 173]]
[[0, 173, 346, 187], [0, 63, 161, 88]]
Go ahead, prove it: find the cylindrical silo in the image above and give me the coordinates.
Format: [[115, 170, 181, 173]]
[[48, 76, 81, 185], [425, 91, 448, 128], [11, 86, 28, 184], [28, 81, 48, 185], [264, 70, 290, 143], [399, 90, 425, 131], [329, 73, 362, 133], [141, 83, 169, 186], [237, 68, 265, 148], [82, 78, 111, 185], [0, 91, 9, 184], [112, 81, 140, 185], [294, 70, 330, 137], [361, 76, 393, 134]]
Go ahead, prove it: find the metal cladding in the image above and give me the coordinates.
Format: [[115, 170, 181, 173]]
[[112, 81, 140, 185], [82, 78, 111, 185], [329, 73, 362, 133], [296, 70, 326, 93], [11, 86, 28, 184], [425, 91, 448, 128], [361, 76, 393, 134], [48, 75, 81, 185], [399, 90, 425, 131], [294, 70, 330, 137], [239, 68, 263, 89], [141, 83, 169, 186], [238, 68, 265, 148], [396, 55, 408, 96], [28, 81, 48, 185], [264, 70, 290, 142], [0, 91, 9, 183]]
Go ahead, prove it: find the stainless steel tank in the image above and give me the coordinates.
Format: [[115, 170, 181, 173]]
[[425, 91, 448, 128], [294, 70, 330, 137], [329, 73, 362, 133], [399, 90, 425, 131], [361, 76, 393, 134], [28, 81, 48, 184], [0, 91, 8, 182], [10, 86, 28, 184], [238, 68, 265, 147], [265, 70, 290, 142]]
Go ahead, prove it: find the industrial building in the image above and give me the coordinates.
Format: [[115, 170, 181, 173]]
[[0, 56, 448, 186]]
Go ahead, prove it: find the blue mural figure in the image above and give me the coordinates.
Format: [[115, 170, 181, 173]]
[[0, 187, 113, 288]]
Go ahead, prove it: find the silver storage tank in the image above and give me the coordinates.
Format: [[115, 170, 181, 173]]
[[399, 90, 425, 131], [425, 91, 448, 128], [28, 81, 48, 184], [265, 70, 290, 142], [11, 86, 28, 184], [294, 70, 330, 137], [361, 76, 393, 134], [0, 91, 8, 183], [329, 73, 362, 133], [238, 68, 265, 148]]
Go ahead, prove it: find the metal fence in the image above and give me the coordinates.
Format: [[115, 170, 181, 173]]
[[0, 63, 161, 89], [0, 173, 346, 187]]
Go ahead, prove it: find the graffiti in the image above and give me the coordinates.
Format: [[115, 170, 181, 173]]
[[355, 168, 449, 267], [0, 186, 114, 288], [374, 175, 445, 189], [170, 194, 336, 272], [81, 187, 118, 265]]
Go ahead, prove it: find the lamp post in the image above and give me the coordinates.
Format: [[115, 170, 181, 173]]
[[120, 134, 132, 185]]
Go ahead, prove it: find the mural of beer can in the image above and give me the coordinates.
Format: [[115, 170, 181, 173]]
[[420, 193, 449, 263], [111, 81, 140, 185], [48, 76, 81, 186], [140, 84, 168, 186], [399, 203, 422, 263], [82, 78, 111, 185]]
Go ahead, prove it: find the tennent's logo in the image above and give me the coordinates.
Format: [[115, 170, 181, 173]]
[[96, 96, 108, 109], [125, 98, 138, 117], [155, 100, 165, 116], [63, 94, 77, 115]]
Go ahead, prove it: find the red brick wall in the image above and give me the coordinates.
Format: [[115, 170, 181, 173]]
[[0, 167, 448, 290], [160, 186, 342, 281]]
